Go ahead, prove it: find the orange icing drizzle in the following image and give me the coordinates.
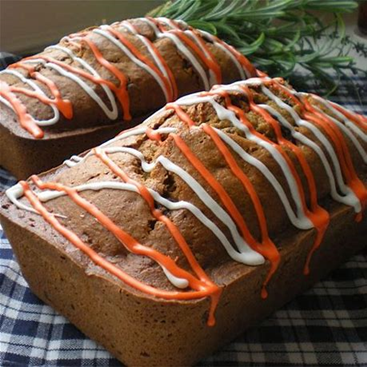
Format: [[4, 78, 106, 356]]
[[171, 132, 281, 297], [93, 147, 214, 282], [8, 83, 72, 120], [16, 78, 366, 326], [149, 17, 222, 84], [71, 36, 131, 121], [122, 21, 178, 101], [166, 103, 280, 298], [1, 62, 73, 138], [105, 25, 175, 102], [94, 147, 221, 320], [303, 105, 367, 219], [269, 81, 367, 221], [204, 33, 258, 77], [24, 176, 220, 326], [26, 54, 131, 120], [7, 60, 73, 120], [145, 127, 163, 142], [0, 81, 44, 138], [329, 101, 367, 130]]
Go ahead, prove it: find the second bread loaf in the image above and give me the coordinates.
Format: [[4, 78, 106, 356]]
[[0, 17, 257, 178]]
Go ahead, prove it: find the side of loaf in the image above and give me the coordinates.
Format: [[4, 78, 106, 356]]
[[1, 77, 366, 366], [0, 17, 257, 178]]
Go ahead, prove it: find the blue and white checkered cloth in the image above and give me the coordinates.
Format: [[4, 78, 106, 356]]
[[0, 53, 366, 366]]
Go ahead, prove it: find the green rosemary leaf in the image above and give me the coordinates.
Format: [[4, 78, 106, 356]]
[[303, 0, 358, 11], [148, 0, 365, 96], [187, 20, 218, 34], [205, 0, 242, 20], [175, 0, 201, 20], [237, 32, 266, 55]]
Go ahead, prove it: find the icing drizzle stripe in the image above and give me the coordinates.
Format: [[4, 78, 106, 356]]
[[121, 21, 178, 100]]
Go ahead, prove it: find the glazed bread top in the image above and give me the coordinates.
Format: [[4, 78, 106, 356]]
[[0, 17, 257, 139], [3, 77, 367, 326]]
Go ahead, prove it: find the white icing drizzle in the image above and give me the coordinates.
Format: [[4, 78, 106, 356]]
[[175, 79, 365, 218], [120, 21, 175, 99], [161, 266, 189, 289], [172, 19, 253, 79], [176, 94, 313, 229], [310, 94, 367, 144], [311, 103, 367, 163], [183, 30, 218, 85], [84, 126, 177, 161], [211, 127, 311, 228], [46, 44, 119, 119], [64, 155, 83, 167], [6, 184, 39, 214], [7, 117, 263, 265], [5, 180, 189, 289], [5, 183, 67, 218], [7, 174, 263, 265], [141, 17, 211, 90], [1, 17, 244, 133], [161, 18, 219, 85], [66, 125, 173, 167], [101, 146, 264, 265], [94, 27, 170, 102], [198, 30, 247, 79], [312, 96, 367, 143]]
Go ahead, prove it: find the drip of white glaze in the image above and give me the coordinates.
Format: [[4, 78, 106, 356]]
[[161, 266, 189, 289]]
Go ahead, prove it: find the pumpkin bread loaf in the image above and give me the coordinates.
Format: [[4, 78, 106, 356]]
[[0, 17, 257, 179], [1, 77, 366, 366]]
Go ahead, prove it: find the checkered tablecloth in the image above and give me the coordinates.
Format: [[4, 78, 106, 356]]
[[0, 53, 366, 367]]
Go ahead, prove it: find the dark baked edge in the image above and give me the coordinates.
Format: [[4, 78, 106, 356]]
[[0, 115, 147, 180]]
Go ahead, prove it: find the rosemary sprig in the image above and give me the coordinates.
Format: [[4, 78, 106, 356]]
[[149, 0, 367, 96]]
